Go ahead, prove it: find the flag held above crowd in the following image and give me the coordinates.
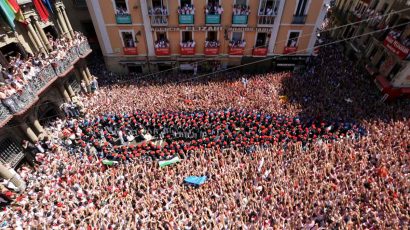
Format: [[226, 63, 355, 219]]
[[184, 176, 207, 186], [158, 156, 180, 168], [102, 160, 119, 166]]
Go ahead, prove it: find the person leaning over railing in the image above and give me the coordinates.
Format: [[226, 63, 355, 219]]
[[205, 40, 220, 48], [178, 4, 195, 15], [233, 4, 250, 15]]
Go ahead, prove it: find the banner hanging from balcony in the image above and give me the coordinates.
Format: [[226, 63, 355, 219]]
[[383, 34, 410, 60], [6, 0, 27, 25], [42, 0, 54, 14], [0, 0, 16, 30], [33, 0, 49, 22]]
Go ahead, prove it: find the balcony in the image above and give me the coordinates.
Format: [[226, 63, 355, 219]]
[[205, 14, 221, 24], [123, 47, 138, 55], [258, 15, 276, 26], [229, 47, 245, 55], [383, 34, 410, 60], [283, 46, 297, 54], [0, 40, 92, 126], [232, 15, 248, 25], [155, 47, 171, 56], [115, 13, 132, 24], [52, 47, 79, 76], [149, 15, 168, 26], [253, 47, 268, 56], [292, 15, 307, 24], [179, 14, 194, 24], [204, 47, 219, 55], [180, 47, 195, 55]]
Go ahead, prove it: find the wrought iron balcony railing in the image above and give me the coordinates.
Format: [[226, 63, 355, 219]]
[[0, 40, 92, 125]]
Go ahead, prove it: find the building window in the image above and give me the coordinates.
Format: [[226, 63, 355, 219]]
[[206, 0, 223, 15], [259, 0, 280, 16], [230, 32, 246, 48], [181, 31, 195, 47], [255, 33, 268, 47], [287, 31, 300, 47], [155, 32, 169, 48], [180, 0, 192, 7], [121, 31, 135, 47], [149, 0, 168, 15], [207, 31, 218, 41], [232, 31, 243, 41], [295, 0, 309, 16], [115, 0, 129, 14], [206, 31, 220, 47]]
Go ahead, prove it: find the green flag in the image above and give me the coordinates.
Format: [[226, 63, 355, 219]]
[[102, 159, 118, 166], [159, 156, 180, 168], [0, 0, 16, 30]]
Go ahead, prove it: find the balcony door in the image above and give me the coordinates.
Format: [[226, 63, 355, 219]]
[[255, 33, 268, 47], [287, 31, 300, 47], [121, 31, 135, 48]]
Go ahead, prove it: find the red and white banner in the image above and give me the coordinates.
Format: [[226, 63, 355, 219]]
[[123, 47, 138, 55], [229, 47, 244, 55], [252, 48, 268, 56], [155, 47, 171, 56], [283, 46, 297, 54], [383, 35, 409, 60], [204, 47, 219, 55], [180, 47, 195, 55]]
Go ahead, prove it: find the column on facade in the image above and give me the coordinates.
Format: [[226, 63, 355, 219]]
[[27, 19, 46, 54], [82, 67, 92, 92], [0, 163, 26, 192], [57, 7, 72, 39], [57, 83, 72, 102], [33, 17, 52, 51], [75, 67, 89, 93], [29, 116, 45, 135], [85, 67, 94, 82], [19, 122, 39, 143], [65, 83, 76, 97], [61, 7, 75, 38], [81, 67, 91, 84]]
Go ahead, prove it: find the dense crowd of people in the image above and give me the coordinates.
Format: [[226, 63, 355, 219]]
[[177, 4, 195, 15], [0, 26, 409, 229], [233, 4, 250, 15]]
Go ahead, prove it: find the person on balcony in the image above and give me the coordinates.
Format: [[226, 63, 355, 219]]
[[233, 5, 250, 15], [205, 40, 220, 48], [178, 4, 195, 15], [155, 39, 170, 48]]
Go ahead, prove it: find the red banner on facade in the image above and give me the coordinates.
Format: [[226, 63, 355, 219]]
[[180, 47, 195, 55], [229, 47, 244, 55], [283, 46, 298, 54], [123, 47, 138, 55], [204, 47, 219, 55], [252, 47, 268, 56], [383, 35, 410, 60], [155, 47, 170, 56]]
